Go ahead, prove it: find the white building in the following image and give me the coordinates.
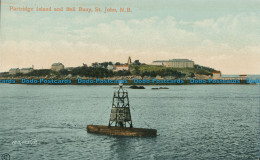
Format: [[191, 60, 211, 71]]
[[239, 75, 247, 80], [9, 68, 20, 75], [65, 67, 75, 71], [221, 74, 248, 80], [107, 65, 114, 70], [166, 59, 194, 68], [151, 60, 168, 66], [151, 59, 194, 68], [20, 68, 34, 74], [51, 62, 64, 71]]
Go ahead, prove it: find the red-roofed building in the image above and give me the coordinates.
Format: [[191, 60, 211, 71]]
[[115, 64, 129, 71], [212, 71, 221, 79]]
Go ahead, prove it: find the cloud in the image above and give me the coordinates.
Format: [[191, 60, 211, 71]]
[[193, 13, 260, 46]]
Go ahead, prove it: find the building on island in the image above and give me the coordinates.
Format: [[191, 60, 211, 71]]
[[20, 67, 34, 74], [9, 65, 34, 75], [151, 60, 168, 66], [212, 71, 248, 80], [239, 75, 248, 80], [221, 75, 248, 80], [9, 68, 20, 75], [107, 65, 114, 70], [114, 57, 132, 71], [115, 64, 129, 71], [127, 56, 132, 65], [151, 59, 194, 68], [51, 62, 64, 71], [166, 59, 194, 68], [212, 71, 222, 79], [65, 67, 74, 72]]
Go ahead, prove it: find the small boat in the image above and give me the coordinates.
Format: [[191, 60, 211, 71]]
[[129, 85, 145, 89], [151, 88, 159, 90]]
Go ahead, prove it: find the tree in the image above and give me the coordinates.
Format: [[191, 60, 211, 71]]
[[133, 60, 141, 65], [116, 70, 131, 76], [134, 66, 140, 75], [59, 69, 69, 75], [92, 62, 99, 68], [100, 62, 109, 68]]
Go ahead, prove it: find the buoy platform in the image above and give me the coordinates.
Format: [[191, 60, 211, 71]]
[[86, 83, 157, 137], [87, 125, 157, 137]]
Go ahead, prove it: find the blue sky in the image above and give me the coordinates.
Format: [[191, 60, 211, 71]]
[[0, 0, 259, 74]]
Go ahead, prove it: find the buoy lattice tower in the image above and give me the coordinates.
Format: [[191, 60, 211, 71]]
[[109, 84, 133, 128]]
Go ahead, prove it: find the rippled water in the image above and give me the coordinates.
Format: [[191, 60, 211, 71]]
[[0, 84, 259, 160]]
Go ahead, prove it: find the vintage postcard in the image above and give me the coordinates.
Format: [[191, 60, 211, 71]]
[[0, 0, 259, 159]]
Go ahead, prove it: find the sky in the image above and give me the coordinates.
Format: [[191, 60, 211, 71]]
[[0, 0, 259, 74]]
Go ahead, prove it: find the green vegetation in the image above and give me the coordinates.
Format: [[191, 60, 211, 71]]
[[194, 64, 215, 73], [70, 66, 114, 77], [1, 63, 214, 79], [130, 65, 213, 77], [92, 62, 113, 68], [27, 69, 51, 76], [0, 72, 9, 78]]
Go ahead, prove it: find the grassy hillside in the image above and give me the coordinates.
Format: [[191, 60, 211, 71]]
[[130, 65, 213, 77]]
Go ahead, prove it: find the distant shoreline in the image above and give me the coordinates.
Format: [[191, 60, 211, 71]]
[[0, 78, 255, 85]]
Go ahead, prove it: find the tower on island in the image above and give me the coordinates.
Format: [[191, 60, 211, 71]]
[[109, 84, 133, 128], [127, 56, 132, 65]]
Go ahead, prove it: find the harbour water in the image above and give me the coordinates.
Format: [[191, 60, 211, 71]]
[[0, 84, 259, 159]]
